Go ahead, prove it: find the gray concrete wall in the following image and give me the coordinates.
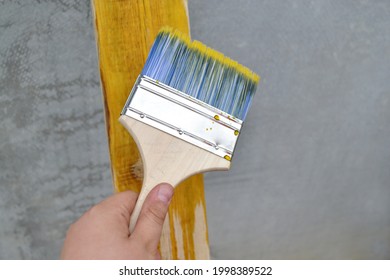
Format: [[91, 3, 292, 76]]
[[0, 1, 112, 259], [1, 0, 389, 259]]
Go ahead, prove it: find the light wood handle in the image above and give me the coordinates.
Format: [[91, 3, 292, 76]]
[[119, 115, 230, 232]]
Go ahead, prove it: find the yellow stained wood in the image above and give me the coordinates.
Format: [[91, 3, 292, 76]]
[[92, 0, 210, 259]]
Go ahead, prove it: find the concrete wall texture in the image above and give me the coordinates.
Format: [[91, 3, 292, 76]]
[[0, 0, 389, 259]]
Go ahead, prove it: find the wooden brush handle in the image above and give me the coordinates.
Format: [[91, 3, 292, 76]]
[[119, 115, 230, 233]]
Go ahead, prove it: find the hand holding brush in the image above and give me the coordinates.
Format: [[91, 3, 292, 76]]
[[61, 183, 174, 260], [120, 27, 259, 232], [61, 28, 259, 259]]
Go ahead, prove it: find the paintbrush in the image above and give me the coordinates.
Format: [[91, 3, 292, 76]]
[[119, 27, 259, 232]]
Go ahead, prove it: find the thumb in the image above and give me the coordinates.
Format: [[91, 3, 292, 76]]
[[131, 183, 174, 253]]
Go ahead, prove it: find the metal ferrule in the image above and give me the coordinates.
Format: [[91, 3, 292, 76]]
[[121, 75, 243, 160]]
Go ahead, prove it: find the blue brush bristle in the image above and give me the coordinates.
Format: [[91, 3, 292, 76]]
[[141, 29, 259, 120]]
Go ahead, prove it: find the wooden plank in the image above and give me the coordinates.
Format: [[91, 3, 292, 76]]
[[92, 0, 210, 259]]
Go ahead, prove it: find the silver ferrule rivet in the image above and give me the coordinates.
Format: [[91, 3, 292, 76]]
[[140, 113, 145, 118], [178, 129, 183, 135], [215, 145, 220, 150]]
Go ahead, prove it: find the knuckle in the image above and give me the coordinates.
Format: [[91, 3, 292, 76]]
[[145, 245, 160, 259], [144, 203, 166, 226], [132, 241, 159, 259]]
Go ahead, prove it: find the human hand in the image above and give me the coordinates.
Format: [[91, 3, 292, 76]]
[[61, 183, 174, 260]]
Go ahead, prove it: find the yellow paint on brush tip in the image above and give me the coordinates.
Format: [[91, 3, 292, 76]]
[[224, 155, 231, 161], [158, 27, 260, 84]]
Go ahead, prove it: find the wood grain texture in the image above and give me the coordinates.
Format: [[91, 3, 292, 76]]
[[92, 0, 210, 259]]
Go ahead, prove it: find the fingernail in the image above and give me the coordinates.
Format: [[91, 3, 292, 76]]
[[157, 183, 174, 204]]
